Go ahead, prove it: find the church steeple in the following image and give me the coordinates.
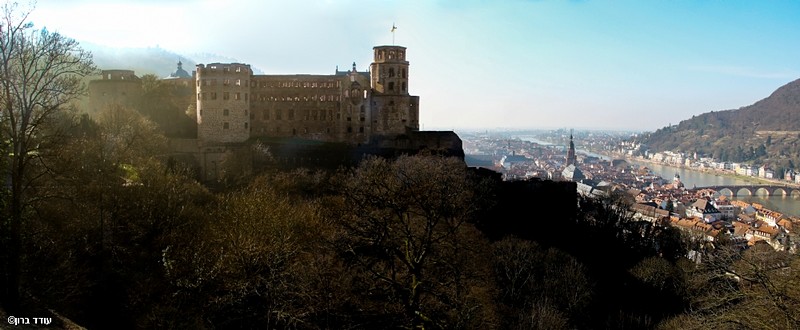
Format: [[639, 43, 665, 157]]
[[566, 130, 576, 166]]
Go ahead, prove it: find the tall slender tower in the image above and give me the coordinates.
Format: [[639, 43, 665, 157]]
[[369, 45, 419, 134], [566, 130, 576, 166]]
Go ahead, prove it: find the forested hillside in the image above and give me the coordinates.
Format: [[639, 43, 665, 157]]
[[640, 78, 800, 170]]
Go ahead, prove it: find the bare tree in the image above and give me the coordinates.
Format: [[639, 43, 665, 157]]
[[332, 155, 496, 328], [0, 2, 94, 311]]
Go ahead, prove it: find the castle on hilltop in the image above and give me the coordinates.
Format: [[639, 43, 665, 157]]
[[88, 45, 462, 179], [196, 45, 418, 144]]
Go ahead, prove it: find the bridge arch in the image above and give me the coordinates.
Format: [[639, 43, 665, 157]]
[[735, 187, 753, 197], [753, 187, 771, 197], [772, 188, 789, 197], [717, 188, 735, 197]]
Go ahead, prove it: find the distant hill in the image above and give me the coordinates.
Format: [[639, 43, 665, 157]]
[[638, 78, 800, 172], [82, 42, 262, 78]]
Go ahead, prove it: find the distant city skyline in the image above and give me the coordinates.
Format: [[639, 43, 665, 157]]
[[30, 0, 800, 131]]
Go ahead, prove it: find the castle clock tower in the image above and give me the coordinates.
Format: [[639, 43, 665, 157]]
[[369, 45, 419, 134]]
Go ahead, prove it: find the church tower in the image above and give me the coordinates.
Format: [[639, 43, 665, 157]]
[[566, 130, 576, 166], [369, 45, 419, 134]]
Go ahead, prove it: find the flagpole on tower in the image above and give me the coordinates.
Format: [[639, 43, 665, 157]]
[[391, 23, 397, 45]]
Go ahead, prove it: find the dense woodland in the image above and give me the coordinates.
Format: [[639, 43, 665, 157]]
[[640, 78, 800, 174], [1, 4, 800, 329]]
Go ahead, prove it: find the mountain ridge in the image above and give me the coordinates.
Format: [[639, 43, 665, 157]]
[[638, 78, 800, 173]]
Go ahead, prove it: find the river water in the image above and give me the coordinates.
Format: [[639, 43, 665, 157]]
[[515, 135, 800, 216], [635, 162, 800, 217]]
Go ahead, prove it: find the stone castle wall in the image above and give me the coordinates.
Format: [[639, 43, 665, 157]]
[[196, 63, 252, 144]]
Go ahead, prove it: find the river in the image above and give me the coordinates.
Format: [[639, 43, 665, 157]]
[[635, 162, 800, 217], [516, 135, 800, 216]]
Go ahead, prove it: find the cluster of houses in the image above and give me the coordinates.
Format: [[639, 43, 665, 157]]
[[463, 133, 799, 253], [630, 190, 796, 252]]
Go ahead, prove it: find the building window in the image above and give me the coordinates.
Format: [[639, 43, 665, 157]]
[[347, 127, 352, 133], [388, 82, 394, 91], [402, 82, 406, 91], [223, 109, 229, 116], [236, 79, 241, 86], [211, 92, 217, 100], [288, 109, 294, 120], [359, 127, 364, 133], [263, 109, 269, 120], [276, 109, 282, 120], [244, 122, 248, 129], [223, 122, 229, 129], [236, 66, 241, 73], [389, 68, 395, 77], [223, 92, 229, 100], [223, 79, 230, 86]]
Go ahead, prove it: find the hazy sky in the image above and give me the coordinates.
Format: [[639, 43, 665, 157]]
[[29, 0, 800, 131]]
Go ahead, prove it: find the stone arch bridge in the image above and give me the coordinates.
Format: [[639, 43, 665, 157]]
[[698, 185, 800, 197]]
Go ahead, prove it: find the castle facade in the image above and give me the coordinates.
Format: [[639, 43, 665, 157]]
[[195, 45, 419, 145]]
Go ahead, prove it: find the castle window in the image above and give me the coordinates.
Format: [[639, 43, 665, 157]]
[[402, 82, 406, 91], [276, 109, 282, 120], [244, 122, 248, 129], [197, 93, 201, 100], [347, 117, 351, 122], [223, 92, 229, 100], [347, 127, 352, 133], [223, 109, 229, 116], [235, 92, 240, 100], [211, 92, 217, 100], [263, 109, 269, 120], [360, 117, 365, 122], [235, 79, 241, 86], [359, 127, 364, 133], [202, 93, 207, 100], [402, 69, 407, 78], [389, 68, 395, 77], [223, 122, 229, 129], [245, 93, 248, 102], [288, 109, 294, 120], [292, 128, 297, 135], [388, 82, 394, 91], [223, 79, 230, 86], [196, 80, 200, 87], [236, 66, 241, 73]]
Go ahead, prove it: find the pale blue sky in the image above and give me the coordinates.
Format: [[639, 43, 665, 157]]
[[29, 0, 800, 131]]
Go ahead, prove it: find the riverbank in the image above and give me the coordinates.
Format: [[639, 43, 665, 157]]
[[607, 152, 800, 189]]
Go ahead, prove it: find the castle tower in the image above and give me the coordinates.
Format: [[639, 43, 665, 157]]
[[196, 63, 252, 143], [369, 45, 419, 134], [370, 45, 409, 95]]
